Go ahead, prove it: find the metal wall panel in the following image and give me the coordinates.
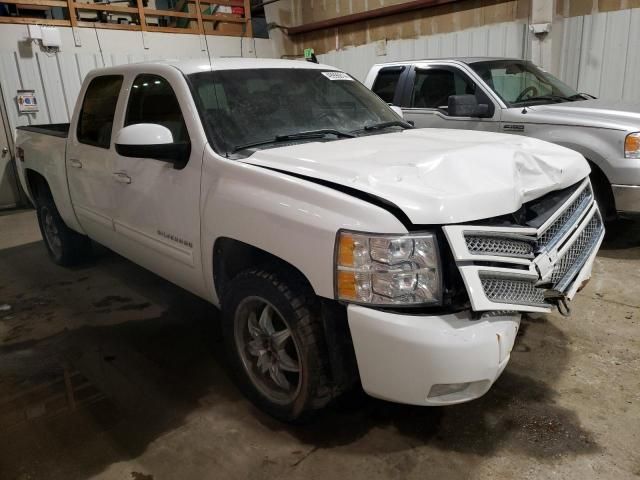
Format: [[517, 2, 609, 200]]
[[0, 24, 274, 140], [558, 8, 640, 101], [317, 21, 528, 81]]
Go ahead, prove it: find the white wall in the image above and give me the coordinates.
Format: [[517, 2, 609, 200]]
[[554, 8, 640, 101], [0, 24, 277, 139], [317, 21, 528, 82]]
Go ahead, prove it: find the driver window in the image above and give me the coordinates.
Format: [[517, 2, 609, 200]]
[[411, 68, 475, 109], [125, 74, 189, 143]]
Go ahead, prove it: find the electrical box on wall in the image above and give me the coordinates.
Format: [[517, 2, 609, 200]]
[[41, 27, 62, 48], [27, 25, 42, 40]]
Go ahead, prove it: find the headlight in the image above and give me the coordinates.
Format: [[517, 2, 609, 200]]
[[625, 132, 640, 159], [335, 230, 442, 306]]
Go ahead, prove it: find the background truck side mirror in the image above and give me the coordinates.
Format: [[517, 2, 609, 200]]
[[114, 123, 190, 169], [447, 95, 490, 118]]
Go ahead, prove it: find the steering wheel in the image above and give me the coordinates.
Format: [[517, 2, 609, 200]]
[[515, 85, 539, 103]]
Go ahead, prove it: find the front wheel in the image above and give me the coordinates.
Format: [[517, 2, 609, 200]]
[[35, 194, 90, 266], [221, 267, 332, 422]]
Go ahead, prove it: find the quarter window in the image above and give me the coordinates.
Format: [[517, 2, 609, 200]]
[[77, 75, 123, 148], [411, 68, 475, 109], [125, 74, 189, 143]]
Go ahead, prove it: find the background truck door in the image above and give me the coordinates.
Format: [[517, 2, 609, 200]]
[[400, 65, 500, 131], [110, 72, 205, 297], [66, 75, 124, 239]]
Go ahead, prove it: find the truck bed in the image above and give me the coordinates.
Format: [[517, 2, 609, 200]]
[[15, 123, 82, 234], [16, 123, 70, 138]]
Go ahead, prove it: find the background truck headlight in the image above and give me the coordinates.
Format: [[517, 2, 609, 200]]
[[335, 231, 442, 306], [625, 132, 640, 159]]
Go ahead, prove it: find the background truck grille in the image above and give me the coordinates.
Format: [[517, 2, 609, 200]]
[[538, 184, 593, 249], [480, 276, 546, 306], [465, 235, 535, 258], [551, 212, 604, 285]]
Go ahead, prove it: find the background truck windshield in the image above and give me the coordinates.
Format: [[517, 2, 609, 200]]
[[470, 60, 582, 106], [188, 68, 400, 154]]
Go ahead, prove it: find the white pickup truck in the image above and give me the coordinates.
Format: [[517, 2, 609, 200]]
[[15, 59, 604, 422]]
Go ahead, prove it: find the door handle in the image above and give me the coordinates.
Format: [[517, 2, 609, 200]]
[[69, 159, 82, 168], [1, 147, 8, 158], [112, 171, 132, 184]]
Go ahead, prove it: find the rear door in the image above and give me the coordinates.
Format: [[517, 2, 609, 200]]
[[400, 65, 501, 131], [67, 74, 124, 239], [109, 69, 206, 296]]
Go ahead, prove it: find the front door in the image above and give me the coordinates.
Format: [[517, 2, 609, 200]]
[[0, 99, 21, 208], [66, 74, 124, 239], [109, 71, 205, 297], [401, 65, 501, 132]]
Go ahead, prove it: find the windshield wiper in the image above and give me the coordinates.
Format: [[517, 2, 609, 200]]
[[522, 94, 575, 104], [359, 120, 413, 132], [567, 93, 593, 100], [275, 129, 355, 140], [232, 129, 355, 153]]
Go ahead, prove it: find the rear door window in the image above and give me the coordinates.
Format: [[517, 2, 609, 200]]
[[77, 75, 123, 148], [371, 66, 404, 104]]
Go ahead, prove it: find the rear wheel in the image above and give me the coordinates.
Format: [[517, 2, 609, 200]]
[[35, 193, 90, 266], [221, 267, 332, 422]]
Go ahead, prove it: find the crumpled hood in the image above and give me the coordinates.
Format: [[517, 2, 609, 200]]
[[241, 128, 590, 225], [528, 99, 640, 131]]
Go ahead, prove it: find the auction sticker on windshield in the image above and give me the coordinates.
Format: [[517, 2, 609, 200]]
[[322, 71, 353, 81]]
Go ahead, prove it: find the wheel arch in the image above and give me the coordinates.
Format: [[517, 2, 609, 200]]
[[212, 236, 316, 302], [25, 168, 51, 201], [550, 139, 617, 218]]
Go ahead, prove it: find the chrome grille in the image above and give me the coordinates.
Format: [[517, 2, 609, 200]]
[[551, 212, 604, 286], [538, 184, 593, 249], [465, 235, 535, 258], [481, 276, 546, 306], [444, 178, 605, 313]]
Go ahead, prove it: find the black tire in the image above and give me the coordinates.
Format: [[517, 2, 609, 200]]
[[221, 267, 332, 422], [35, 193, 91, 266]]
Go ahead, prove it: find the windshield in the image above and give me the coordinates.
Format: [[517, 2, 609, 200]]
[[188, 68, 403, 154], [470, 60, 583, 107]]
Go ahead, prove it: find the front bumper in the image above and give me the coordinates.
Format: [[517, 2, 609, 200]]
[[612, 184, 640, 213], [348, 306, 520, 406]]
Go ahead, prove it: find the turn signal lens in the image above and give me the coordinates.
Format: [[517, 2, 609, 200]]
[[335, 231, 442, 306], [625, 132, 640, 159], [338, 233, 355, 266]]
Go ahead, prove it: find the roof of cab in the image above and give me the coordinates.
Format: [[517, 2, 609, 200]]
[[104, 58, 341, 75], [372, 57, 524, 67]]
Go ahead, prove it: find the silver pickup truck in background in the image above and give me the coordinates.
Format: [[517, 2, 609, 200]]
[[365, 58, 640, 219]]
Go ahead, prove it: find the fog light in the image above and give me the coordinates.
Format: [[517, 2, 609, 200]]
[[428, 382, 471, 398]]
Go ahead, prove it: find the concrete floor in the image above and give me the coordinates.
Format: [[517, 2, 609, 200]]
[[0, 209, 638, 480]]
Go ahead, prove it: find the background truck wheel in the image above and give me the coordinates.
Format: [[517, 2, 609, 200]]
[[588, 162, 616, 221], [221, 267, 332, 422], [35, 193, 90, 266]]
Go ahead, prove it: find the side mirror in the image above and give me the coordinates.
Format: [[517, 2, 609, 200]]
[[447, 95, 490, 118], [114, 123, 190, 168], [389, 104, 404, 119]]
